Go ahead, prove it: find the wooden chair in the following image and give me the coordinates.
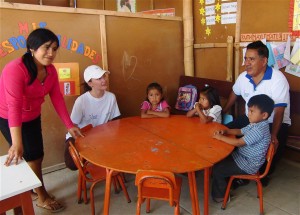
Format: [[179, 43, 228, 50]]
[[73, 124, 128, 201], [135, 170, 182, 215], [68, 138, 131, 215], [221, 141, 276, 215]]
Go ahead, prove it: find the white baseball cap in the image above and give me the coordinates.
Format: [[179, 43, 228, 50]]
[[83, 65, 110, 83]]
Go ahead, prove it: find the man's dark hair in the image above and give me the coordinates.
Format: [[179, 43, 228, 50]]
[[247, 41, 269, 59], [247, 94, 274, 118]]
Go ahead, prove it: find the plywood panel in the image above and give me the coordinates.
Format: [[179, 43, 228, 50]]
[[240, 0, 289, 34], [106, 16, 184, 116]]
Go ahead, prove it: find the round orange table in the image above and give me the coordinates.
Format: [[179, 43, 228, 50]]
[[76, 115, 234, 215]]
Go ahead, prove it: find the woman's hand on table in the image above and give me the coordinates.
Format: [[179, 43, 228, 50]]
[[5, 143, 23, 166], [68, 126, 84, 139]]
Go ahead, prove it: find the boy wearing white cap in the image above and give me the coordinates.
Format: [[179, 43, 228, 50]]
[[64, 65, 120, 170]]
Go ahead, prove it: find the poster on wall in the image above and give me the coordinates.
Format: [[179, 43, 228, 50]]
[[289, 0, 300, 36], [198, 0, 237, 36], [53, 63, 80, 96], [117, 0, 136, 13]]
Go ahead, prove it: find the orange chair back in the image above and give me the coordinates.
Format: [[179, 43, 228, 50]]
[[68, 141, 88, 180], [259, 141, 276, 179], [135, 170, 177, 207], [221, 141, 277, 215], [68, 124, 131, 215]]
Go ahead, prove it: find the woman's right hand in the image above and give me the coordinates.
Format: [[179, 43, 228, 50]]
[[5, 143, 23, 166]]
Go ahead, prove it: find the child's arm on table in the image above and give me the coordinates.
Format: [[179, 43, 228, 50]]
[[213, 129, 245, 147], [146, 108, 170, 118], [194, 103, 213, 123], [141, 108, 170, 118], [186, 108, 197, 117]]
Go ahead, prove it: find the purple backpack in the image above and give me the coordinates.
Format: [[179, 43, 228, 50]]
[[175, 85, 198, 111]]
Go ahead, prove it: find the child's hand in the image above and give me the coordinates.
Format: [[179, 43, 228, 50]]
[[214, 130, 224, 135], [213, 133, 223, 140]]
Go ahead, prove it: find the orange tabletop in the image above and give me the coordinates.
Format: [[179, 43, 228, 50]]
[[76, 115, 234, 215]]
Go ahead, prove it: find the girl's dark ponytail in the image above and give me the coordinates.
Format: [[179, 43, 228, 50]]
[[22, 52, 37, 85]]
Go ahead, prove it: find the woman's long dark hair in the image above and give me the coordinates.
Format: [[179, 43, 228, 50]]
[[22, 28, 59, 85]]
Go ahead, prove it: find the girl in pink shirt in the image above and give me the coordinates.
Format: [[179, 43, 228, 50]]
[[0, 28, 82, 213], [140, 82, 170, 118]]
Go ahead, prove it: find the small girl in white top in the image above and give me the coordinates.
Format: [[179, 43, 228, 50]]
[[186, 85, 222, 123], [140, 82, 170, 118]]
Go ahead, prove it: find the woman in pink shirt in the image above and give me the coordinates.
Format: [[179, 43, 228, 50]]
[[0, 28, 82, 212]]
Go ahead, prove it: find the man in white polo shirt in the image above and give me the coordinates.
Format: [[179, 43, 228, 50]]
[[222, 41, 291, 187]]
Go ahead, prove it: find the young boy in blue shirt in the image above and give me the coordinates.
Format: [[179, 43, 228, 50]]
[[211, 94, 274, 202]]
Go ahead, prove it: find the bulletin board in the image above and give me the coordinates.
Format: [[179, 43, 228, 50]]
[[0, 5, 103, 168], [193, 0, 237, 81]]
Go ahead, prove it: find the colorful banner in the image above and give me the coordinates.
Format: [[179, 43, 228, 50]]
[[241, 32, 299, 42]]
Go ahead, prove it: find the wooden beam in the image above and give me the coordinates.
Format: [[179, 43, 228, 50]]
[[194, 43, 227, 48], [183, 0, 194, 77], [226, 36, 233, 82], [0, 2, 182, 21]]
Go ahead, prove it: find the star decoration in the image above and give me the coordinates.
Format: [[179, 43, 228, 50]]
[[215, 3, 221, 12], [201, 17, 206, 25], [215, 14, 221, 23], [205, 26, 211, 36], [199, 0, 204, 5], [199, 7, 205, 16]]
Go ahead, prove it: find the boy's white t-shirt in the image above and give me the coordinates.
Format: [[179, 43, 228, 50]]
[[66, 91, 120, 139]]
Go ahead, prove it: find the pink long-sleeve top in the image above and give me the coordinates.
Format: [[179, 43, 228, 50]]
[[0, 58, 74, 129]]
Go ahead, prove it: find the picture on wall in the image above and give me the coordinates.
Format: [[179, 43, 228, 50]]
[[117, 0, 136, 13]]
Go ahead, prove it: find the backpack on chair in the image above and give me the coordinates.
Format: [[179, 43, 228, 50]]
[[175, 85, 198, 111]]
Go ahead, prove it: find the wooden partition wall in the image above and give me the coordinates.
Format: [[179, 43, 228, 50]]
[[0, 2, 184, 170]]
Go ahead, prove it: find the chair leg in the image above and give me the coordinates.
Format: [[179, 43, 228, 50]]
[[146, 198, 151, 213], [90, 183, 97, 215], [122, 172, 128, 183], [174, 202, 180, 215], [136, 200, 141, 215], [112, 176, 120, 194], [221, 177, 234, 210], [257, 180, 264, 215], [77, 174, 83, 203], [117, 175, 131, 203], [83, 179, 88, 204]]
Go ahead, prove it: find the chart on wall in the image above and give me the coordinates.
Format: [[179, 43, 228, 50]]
[[53, 63, 80, 96], [198, 0, 237, 37]]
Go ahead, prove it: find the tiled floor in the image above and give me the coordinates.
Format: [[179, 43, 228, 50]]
[[7, 158, 300, 215]]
